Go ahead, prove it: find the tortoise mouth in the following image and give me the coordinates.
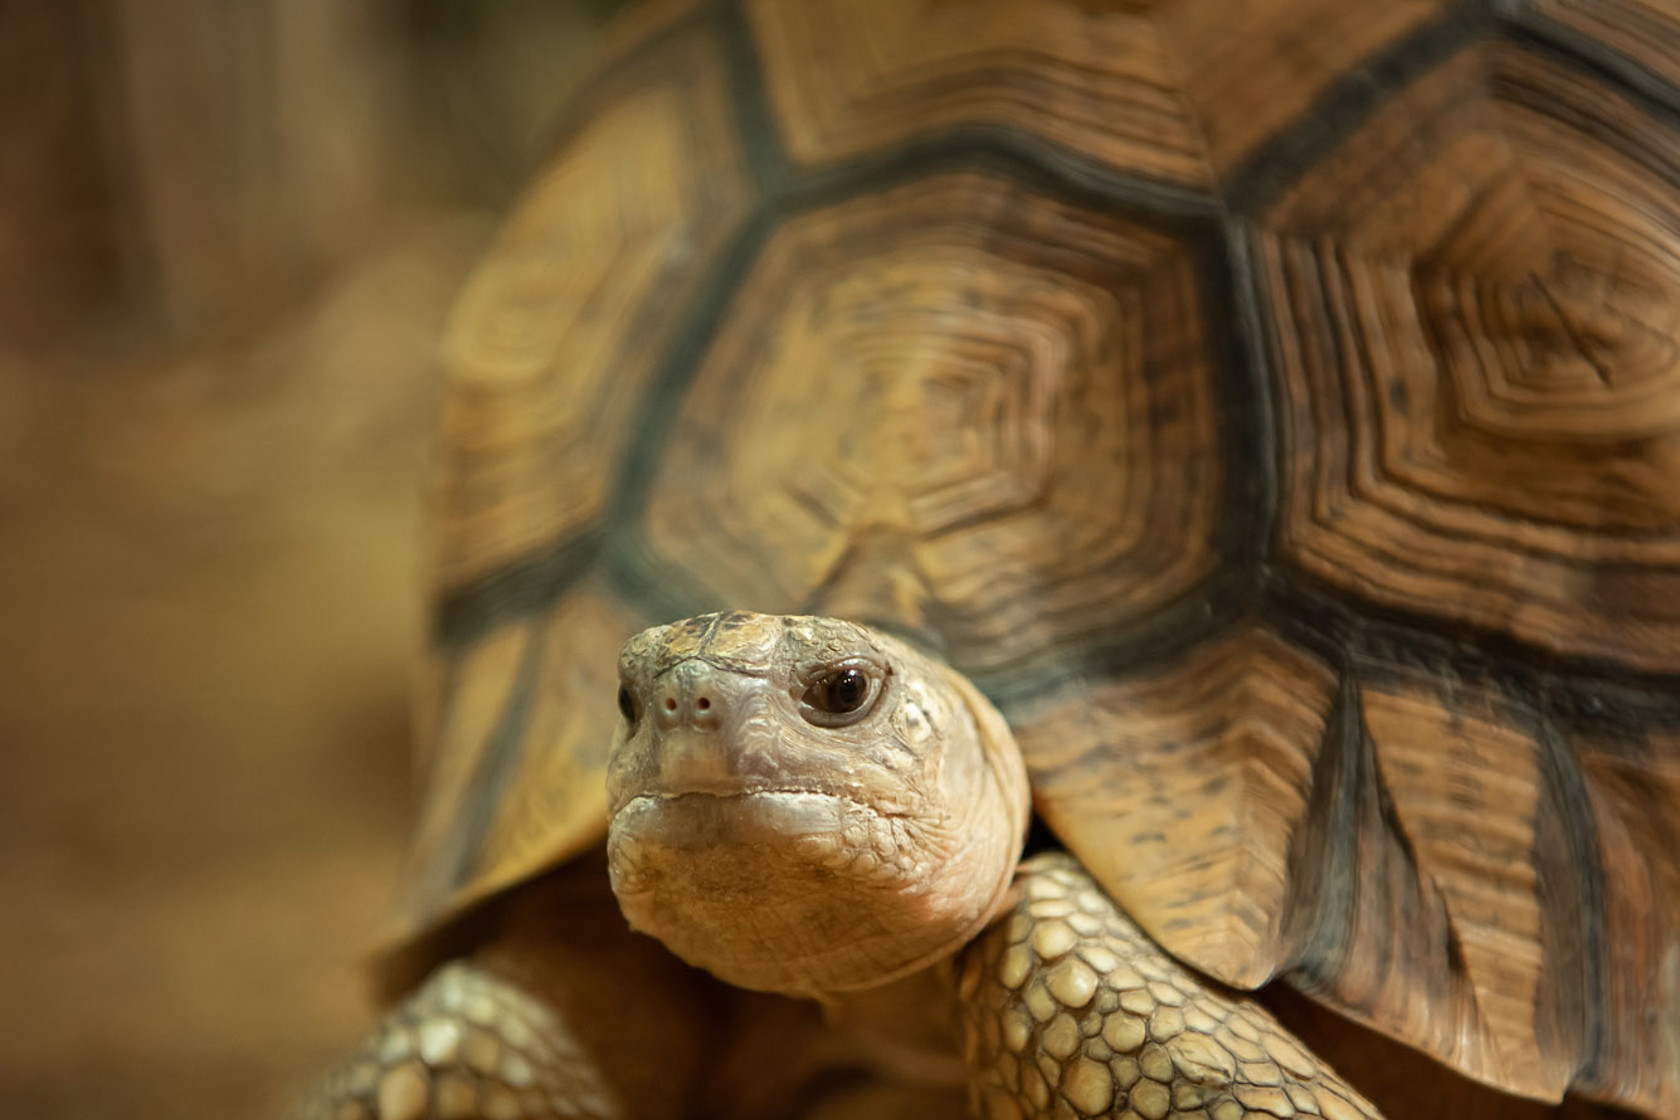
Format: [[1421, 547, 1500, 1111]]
[[609, 788, 874, 851], [627, 786, 870, 808], [606, 773, 885, 830], [604, 786, 1005, 997], [605, 788, 902, 898]]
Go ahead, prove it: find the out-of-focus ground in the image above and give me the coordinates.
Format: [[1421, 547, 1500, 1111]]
[[0, 3, 612, 1116]]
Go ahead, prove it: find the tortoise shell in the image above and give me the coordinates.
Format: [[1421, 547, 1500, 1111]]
[[404, 0, 1680, 1113]]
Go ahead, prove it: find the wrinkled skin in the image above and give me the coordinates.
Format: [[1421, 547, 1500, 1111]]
[[295, 611, 1396, 1119], [606, 612, 1030, 996]]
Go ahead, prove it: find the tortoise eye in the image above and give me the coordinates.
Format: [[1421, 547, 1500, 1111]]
[[617, 685, 637, 724], [799, 664, 882, 726], [820, 668, 868, 712]]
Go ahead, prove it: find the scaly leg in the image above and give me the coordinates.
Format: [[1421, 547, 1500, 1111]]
[[957, 852, 1384, 1120], [290, 853, 718, 1120], [288, 961, 621, 1120]]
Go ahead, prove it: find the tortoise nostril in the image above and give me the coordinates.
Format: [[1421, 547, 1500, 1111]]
[[697, 697, 711, 711], [665, 698, 678, 711]]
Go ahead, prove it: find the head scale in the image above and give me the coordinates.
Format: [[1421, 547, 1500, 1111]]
[[606, 611, 1030, 996]]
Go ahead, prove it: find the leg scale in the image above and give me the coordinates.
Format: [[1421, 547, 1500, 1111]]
[[290, 961, 617, 1120], [958, 853, 1385, 1120]]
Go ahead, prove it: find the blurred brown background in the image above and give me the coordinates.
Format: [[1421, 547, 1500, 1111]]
[[0, 3, 615, 1115]]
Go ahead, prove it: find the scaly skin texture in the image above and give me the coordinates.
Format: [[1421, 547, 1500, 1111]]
[[298, 613, 1390, 1118], [607, 613, 1388, 1119], [960, 854, 1384, 1120], [291, 854, 727, 1120], [287, 962, 617, 1120]]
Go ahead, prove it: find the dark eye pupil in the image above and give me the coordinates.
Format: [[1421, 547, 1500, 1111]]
[[824, 669, 868, 713], [617, 686, 636, 722]]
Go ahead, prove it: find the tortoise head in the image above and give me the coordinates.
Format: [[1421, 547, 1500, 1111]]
[[606, 611, 1029, 997]]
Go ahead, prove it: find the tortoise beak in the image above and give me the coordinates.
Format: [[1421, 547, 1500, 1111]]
[[610, 659, 771, 806]]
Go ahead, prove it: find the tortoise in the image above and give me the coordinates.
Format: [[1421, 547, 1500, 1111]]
[[294, 0, 1680, 1116]]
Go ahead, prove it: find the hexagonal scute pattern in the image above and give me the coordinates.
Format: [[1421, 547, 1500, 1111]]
[[431, 26, 752, 593], [1254, 39, 1680, 674], [641, 168, 1224, 675], [961, 854, 1383, 1120], [747, 0, 1212, 185], [408, 4, 1680, 1117], [747, 0, 1453, 185]]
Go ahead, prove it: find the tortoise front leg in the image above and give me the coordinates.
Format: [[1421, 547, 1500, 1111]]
[[957, 853, 1384, 1120], [290, 961, 619, 1120], [290, 855, 720, 1120]]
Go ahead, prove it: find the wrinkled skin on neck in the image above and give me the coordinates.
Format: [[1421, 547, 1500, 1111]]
[[606, 613, 1030, 998]]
